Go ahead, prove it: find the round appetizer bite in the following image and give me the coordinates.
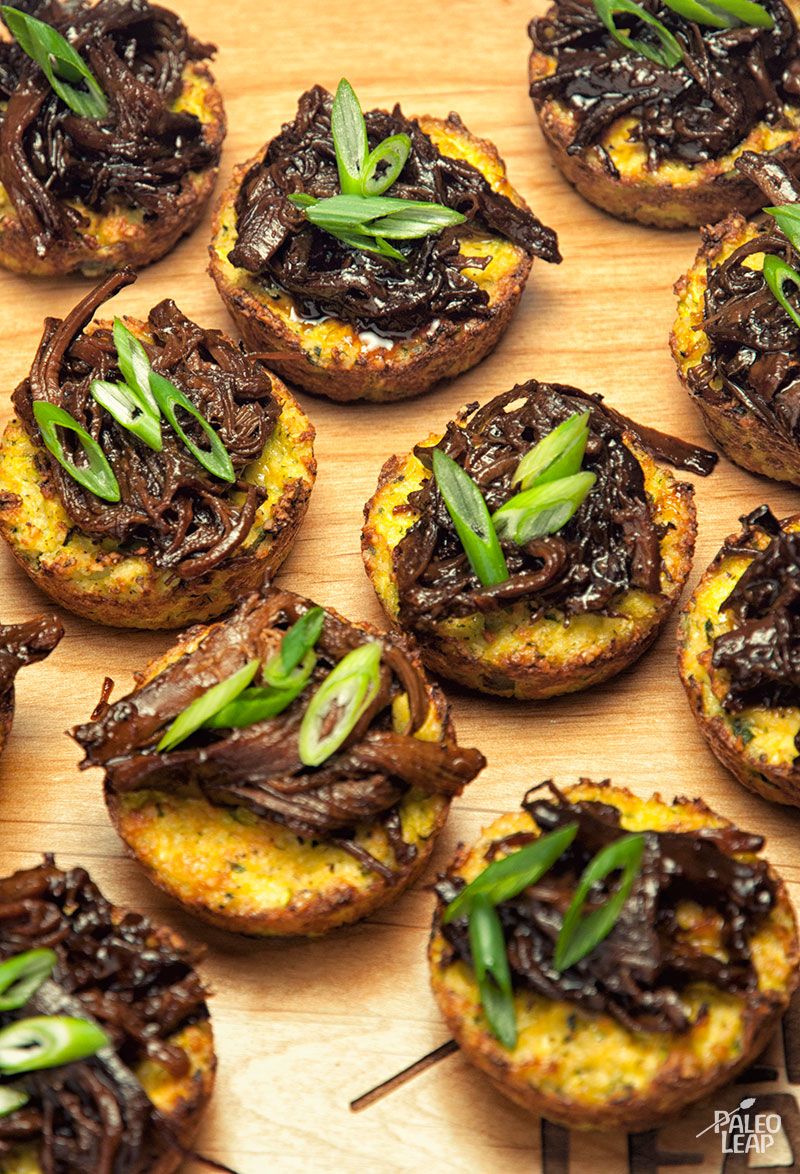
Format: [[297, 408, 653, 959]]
[[362, 380, 707, 698], [0, 856, 215, 1173], [673, 153, 800, 483], [0, 0, 225, 276], [529, 0, 800, 227], [679, 504, 800, 805], [71, 586, 486, 936], [209, 79, 561, 403], [0, 613, 62, 754], [0, 269, 315, 629], [429, 780, 799, 1129]]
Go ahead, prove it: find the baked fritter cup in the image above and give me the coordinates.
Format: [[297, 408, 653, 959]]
[[209, 87, 559, 403], [0, 857, 215, 1174], [0, 1, 225, 277], [678, 506, 800, 805], [528, 0, 800, 228], [0, 614, 63, 757], [429, 781, 799, 1130], [72, 587, 485, 936], [0, 272, 315, 629], [362, 381, 699, 699], [672, 153, 800, 484]]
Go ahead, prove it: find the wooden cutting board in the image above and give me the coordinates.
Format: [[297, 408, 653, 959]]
[[1, 1, 799, 1170]]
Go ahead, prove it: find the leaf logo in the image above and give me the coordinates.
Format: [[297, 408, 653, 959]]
[[740, 1097, 757, 1110]]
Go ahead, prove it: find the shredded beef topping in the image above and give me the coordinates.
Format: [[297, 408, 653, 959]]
[[72, 588, 485, 879], [437, 781, 777, 1034], [692, 154, 800, 445], [392, 380, 712, 631], [0, 856, 210, 1174], [13, 268, 280, 579], [711, 507, 800, 736], [228, 84, 561, 334], [0, 0, 221, 259], [529, 0, 800, 170], [0, 613, 62, 697]]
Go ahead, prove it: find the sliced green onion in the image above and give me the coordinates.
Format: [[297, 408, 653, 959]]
[[554, 833, 645, 972], [298, 642, 382, 767], [592, 0, 683, 67], [493, 471, 596, 544], [362, 134, 411, 197], [469, 894, 517, 1050], [2, 6, 108, 119], [312, 223, 407, 260], [443, 824, 578, 925], [112, 319, 160, 419], [0, 1087, 28, 1118], [512, 412, 591, 491], [765, 205, 800, 251], [0, 949, 56, 1012], [432, 448, 508, 587], [90, 379, 162, 451], [364, 204, 466, 238], [205, 650, 315, 729], [0, 1016, 109, 1074], [763, 255, 800, 331], [265, 605, 325, 687], [157, 659, 261, 751], [663, 0, 773, 27], [32, 401, 120, 503], [331, 78, 368, 196], [149, 370, 235, 483]]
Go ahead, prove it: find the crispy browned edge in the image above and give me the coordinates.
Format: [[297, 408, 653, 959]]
[[0, 319, 316, 630], [671, 213, 800, 484], [0, 688, 13, 760], [0, 63, 225, 278], [428, 781, 800, 1130], [361, 441, 697, 699], [207, 114, 534, 403], [677, 514, 800, 805], [103, 603, 462, 936], [527, 11, 800, 229]]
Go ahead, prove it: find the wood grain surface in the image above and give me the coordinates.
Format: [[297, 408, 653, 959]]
[[1, 1, 799, 1170]]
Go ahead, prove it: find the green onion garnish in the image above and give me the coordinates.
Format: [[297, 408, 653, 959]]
[[298, 641, 382, 767], [763, 255, 800, 330], [662, 0, 773, 28], [2, 6, 108, 119], [553, 833, 645, 972], [469, 894, 517, 1050], [492, 471, 597, 544], [264, 605, 324, 689], [89, 379, 162, 451], [32, 401, 120, 502], [0, 949, 56, 1011], [0, 1087, 29, 1118], [765, 204, 800, 251], [287, 78, 464, 259], [0, 1016, 109, 1074], [149, 370, 235, 483], [432, 448, 509, 587], [592, 0, 683, 67], [512, 412, 591, 491], [204, 654, 315, 729], [157, 658, 261, 752], [443, 825, 579, 925]]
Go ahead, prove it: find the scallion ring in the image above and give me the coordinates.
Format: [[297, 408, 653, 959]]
[[298, 641, 382, 767], [0, 949, 56, 1011], [763, 254, 800, 330], [432, 448, 509, 587], [361, 134, 411, 197], [443, 824, 579, 924], [469, 894, 517, 1050], [149, 370, 235, 483], [0, 1087, 29, 1118], [32, 402, 120, 503], [492, 471, 597, 544], [592, 0, 683, 67], [553, 832, 645, 972], [157, 658, 261, 751], [0, 1016, 110, 1074], [1, 6, 108, 119], [512, 411, 591, 491]]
